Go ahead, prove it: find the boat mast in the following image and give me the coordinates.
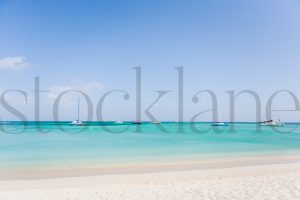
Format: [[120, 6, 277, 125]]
[[77, 97, 80, 121]]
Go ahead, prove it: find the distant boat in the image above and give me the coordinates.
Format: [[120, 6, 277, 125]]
[[132, 122, 142, 125], [115, 121, 124, 124], [152, 121, 161, 124], [212, 112, 229, 126], [212, 122, 229, 126], [70, 98, 85, 126], [259, 120, 284, 127], [70, 119, 85, 126]]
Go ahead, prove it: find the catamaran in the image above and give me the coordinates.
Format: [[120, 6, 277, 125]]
[[259, 119, 285, 127], [69, 98, 85, 126]]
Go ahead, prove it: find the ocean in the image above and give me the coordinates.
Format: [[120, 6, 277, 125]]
[[0, 122, 300, 170]]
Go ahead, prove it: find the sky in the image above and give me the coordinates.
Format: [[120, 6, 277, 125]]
[[0, 0, 300, 122]]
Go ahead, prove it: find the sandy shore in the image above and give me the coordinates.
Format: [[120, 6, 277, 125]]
[[1, 157, 300, 200]]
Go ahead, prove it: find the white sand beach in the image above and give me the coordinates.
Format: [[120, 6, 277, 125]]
[[0, 157, 300, 200]]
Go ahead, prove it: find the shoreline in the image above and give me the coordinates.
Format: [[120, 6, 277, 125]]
[[1, 154, 300, 180]]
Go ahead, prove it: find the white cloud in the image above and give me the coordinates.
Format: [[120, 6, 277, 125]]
[[47, 82, 104, 103], [0, 56, 30, 71], [45, 82, 103, 120]]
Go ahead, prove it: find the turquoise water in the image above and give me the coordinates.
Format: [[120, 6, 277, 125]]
[[0, 122, 300, 170]]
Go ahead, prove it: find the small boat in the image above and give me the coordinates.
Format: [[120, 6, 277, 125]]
[[212, 122, 229, 126], [70, 120, 85, 126], [115, 121, 124, 124], [70, 98, 85, 126], [132, 122, 142, 125], [259, 120, 284, 127], [212, 112, 229, 126], [152, 121, 161, 124]]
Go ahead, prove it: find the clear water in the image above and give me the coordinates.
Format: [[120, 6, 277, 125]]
[[0, 122, 300, 170]]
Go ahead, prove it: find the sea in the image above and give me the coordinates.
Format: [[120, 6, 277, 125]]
[[0, 121, 300, 170]]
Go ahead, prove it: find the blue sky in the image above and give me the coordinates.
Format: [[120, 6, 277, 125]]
[[0, 0, 300, 121]]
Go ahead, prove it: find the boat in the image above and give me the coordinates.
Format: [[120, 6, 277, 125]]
[[212, 112, 229, 126], [152, 121, 161, 124], [212, 122, 229, 126], [132, 122, 142, 125], [69, 98, 85, 126], [70, 119, 85, 126], [115, 121, 124, 124], [259, 120, 284, 127]]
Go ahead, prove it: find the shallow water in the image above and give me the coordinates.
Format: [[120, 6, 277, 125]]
[[0, 122, 300, 170]]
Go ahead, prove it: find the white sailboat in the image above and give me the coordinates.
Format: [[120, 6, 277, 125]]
[[70, 98, 85, 126], [212, 112, 229, 126]]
